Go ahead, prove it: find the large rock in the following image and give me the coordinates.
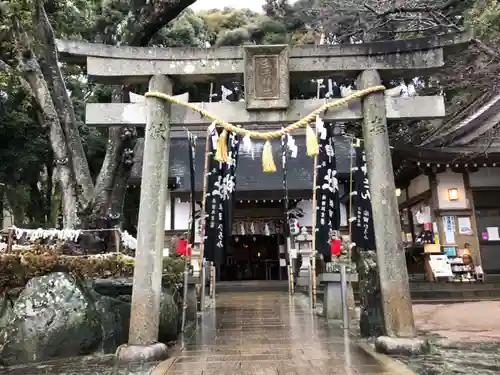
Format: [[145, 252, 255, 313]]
[[0, 272, 102, 365], [94, 287, 180, 351], [94, 294, 131, 354], [92, 278, 182, 344], [375, 336, 430, 356], [0, 274, 183, 365]]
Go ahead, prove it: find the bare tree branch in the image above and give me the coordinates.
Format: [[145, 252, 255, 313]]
[[127, 0, 197, 46]]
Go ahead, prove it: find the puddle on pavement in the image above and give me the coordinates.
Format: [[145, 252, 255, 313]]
[[396, 341, 500, 375], [0, 354, 159, 375]]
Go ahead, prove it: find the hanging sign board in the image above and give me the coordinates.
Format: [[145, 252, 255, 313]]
[[443, 216, 456, 244]]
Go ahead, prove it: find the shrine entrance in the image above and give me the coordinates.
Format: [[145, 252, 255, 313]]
[[56, 31, 471, 360], [222, 198, 287, 282], [223, 234, 282, 281]]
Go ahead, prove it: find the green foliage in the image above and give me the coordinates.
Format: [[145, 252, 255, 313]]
[[162, 254, 186, 288], [0, 246, 135, 292], [151, 10, 209, 47], [0, 243, 186, 292], [467, 0, 500, 44], [0, 73, 50, 225], [0, 0, 493, 230]]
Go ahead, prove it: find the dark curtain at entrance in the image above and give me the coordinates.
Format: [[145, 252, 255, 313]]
[[188, 132, 196, 247], [221, 133, 240, 258], [352, 144, 376, 250], [204, 130, 240, 265], [315, 124, 341, 263]]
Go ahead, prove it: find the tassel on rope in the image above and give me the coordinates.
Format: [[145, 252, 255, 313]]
[[262, 140, 277, 172], [215, 129, 229, 162], [306, 124, 319, 156]]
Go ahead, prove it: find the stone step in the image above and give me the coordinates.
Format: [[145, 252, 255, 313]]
[[315, 273, 500, 302]]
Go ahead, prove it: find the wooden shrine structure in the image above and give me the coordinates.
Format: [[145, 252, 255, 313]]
[[56, 32, 471, 361]]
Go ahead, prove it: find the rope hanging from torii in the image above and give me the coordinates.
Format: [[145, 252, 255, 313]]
[[144, 85, 386, 172]]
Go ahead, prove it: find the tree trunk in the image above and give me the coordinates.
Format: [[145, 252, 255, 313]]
[[45, 157, 54, 226], [35, 0, 94, 208], [22, 54, 79, 227], [109, 160, 133, 229], [27, 183, 46, 226], [86, 87, 137, 227]]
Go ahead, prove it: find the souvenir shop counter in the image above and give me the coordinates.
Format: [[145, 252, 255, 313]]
[[425, 244, 478, 282], [405, 244, 482, 282]]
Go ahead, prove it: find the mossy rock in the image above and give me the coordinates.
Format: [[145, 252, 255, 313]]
[[0, 272, 102, 366], [0, 249, 135, 293], [0, 246, 185, 311]]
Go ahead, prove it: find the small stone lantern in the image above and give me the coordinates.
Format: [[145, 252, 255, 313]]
[[294, 226, 313, 286]]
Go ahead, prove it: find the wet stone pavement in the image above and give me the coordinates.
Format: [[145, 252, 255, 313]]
[[163, 291, 399, 375], [1, 290, 405, 375]]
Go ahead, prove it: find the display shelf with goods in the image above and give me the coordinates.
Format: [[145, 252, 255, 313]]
[[448, 254, 476, 283], [426, 245, 479, 283]]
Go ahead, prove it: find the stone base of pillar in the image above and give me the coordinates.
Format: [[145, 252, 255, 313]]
[[296, 268, 310, 287], [115, 342, 169, 363], [318, 273, 358, 320], [356, 249, 385, 337], [186, 276, 198, 321]]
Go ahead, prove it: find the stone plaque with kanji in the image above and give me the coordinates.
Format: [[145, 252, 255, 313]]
[[243, 45, 289, 110]]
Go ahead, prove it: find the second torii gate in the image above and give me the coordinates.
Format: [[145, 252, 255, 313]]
[[57, 32, 470, 361]]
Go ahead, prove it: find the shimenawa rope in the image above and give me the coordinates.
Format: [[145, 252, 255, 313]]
[[144, 85, 385, 172]]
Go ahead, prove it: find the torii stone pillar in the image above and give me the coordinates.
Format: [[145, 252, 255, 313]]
[[116, 75, 173, 362], [357, 70, 415, 337]]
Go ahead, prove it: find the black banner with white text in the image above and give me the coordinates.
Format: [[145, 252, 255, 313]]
[[203, 130, 239, 265], [315, 124, 341, 262], [352, 143, 376, 250]]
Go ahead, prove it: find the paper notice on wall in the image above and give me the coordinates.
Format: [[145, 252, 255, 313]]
[[458, 217, 473, 235], [443, 216, 455, 244], [487, 227, 500, 241], [280, 258, 287, 267]]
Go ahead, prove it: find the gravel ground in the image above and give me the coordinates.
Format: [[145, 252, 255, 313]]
[[400, 302, 500, 375]]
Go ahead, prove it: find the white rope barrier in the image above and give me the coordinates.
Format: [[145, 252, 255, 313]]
[[0, 226, 138, 251]]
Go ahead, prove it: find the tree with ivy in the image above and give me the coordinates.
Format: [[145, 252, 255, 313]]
[[0, 0, 198, 228]]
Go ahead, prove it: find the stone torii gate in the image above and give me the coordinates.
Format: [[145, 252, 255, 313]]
[[57, 33, 470, 361]]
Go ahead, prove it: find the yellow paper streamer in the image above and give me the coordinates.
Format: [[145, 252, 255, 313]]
[[215, 129, 228, 162], [262, 140, 277, 172], [306, 125, 319, 156]]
